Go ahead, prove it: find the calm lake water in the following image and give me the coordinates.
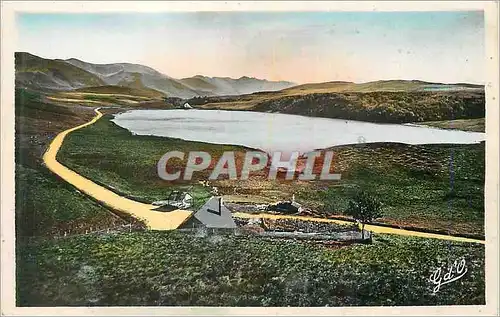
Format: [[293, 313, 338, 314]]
[[112, 109, 485, 153]]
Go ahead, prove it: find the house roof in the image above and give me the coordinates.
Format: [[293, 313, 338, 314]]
[[177, 196, 237, 229]]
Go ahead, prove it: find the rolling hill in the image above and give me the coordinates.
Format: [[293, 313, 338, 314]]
[[179, 75, 295, 96], [281, 80, 484, 94], [45, 85, 170, 107], [187, 80, 485, 124], [15, 52, 105, 91], [64, 57, 296, 98], [15, 52, 484, 122], [64, 58, 200, 98], [15, 52, 297, 98], [74, 85, 166, 98]]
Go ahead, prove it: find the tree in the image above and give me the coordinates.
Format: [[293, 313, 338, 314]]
[[345, 191, 382, 240]]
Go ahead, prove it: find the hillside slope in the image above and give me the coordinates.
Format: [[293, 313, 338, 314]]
[[64, 58, 200, 98], [282, 80, 484, 94], [179, 75, 295, 96], [65, 58, 296, 97], [189, 80, 485, 124], [15, 52, 297, 98], [74, 85, 166, 98], [15, 52, 105, 91]]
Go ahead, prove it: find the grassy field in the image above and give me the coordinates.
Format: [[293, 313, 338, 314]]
[[16, 231, 484, 306], [299, 142, 485, 238], [47, 87, 170, 108], [57, 115, 485, 238], [15, 90, 485, 307], [75, 85, 166, 98], [15, 164, 127, 238], [56, 113, 245, 208], [416, 118, 485, 132], [15, 88, 129, 238]]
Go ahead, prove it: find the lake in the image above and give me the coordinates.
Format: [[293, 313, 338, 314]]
[[112, 109, 485, 153]]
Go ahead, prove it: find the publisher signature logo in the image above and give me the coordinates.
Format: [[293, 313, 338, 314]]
[[429, 258, 468, 294]]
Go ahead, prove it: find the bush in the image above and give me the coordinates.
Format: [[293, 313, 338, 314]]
[[345, 191, 383, 239]]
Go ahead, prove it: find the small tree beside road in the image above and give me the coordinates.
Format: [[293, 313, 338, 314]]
[[345, 191, 383, 240]]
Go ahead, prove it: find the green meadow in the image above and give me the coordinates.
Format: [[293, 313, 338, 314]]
[[57, 115, 485, 238], [17, 231, 484, 306]]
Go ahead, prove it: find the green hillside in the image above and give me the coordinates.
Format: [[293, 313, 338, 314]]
[[283, 80, 484, 94], [75, 85, 165, 98], [17, 231, 484, 306], [193, 88, 485, 124], [15, 52, 105, 89]]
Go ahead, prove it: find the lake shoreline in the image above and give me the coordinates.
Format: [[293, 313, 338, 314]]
[[112, 109, 485, 155], [57, 113, 485, 238]]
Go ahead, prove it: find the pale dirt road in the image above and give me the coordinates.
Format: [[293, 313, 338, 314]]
[[42, 108, 192, 230], [43, 107, 485, 244]]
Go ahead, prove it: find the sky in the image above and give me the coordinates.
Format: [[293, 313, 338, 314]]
[[16, 11, 485, 84]]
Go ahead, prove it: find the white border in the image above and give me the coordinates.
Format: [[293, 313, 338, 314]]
[[1, 1, 498, 316]]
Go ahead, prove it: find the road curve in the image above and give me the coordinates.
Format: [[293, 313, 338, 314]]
[[42, 108, 193, 230], [43, 108, 485, 244]]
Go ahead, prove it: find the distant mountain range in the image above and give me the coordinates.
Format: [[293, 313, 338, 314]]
[[15, 52, 296, 98]]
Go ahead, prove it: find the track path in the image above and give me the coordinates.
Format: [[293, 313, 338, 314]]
[[233, 213, 484, 244], [42, 108, 192, 230], [44, 108, 484, 244]]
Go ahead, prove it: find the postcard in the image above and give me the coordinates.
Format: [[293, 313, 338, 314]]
[[1, 1, 498, 316]]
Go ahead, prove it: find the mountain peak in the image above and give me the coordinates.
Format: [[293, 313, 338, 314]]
[[66, 57, 84, 63]]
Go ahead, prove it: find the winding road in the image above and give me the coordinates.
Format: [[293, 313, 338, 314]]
[[42, 108, 193, 230], [43, 108, 484, 244]]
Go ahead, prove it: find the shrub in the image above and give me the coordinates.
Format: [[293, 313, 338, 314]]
[[345, 191, 383, 239]]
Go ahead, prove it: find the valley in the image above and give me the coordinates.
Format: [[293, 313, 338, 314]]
[[14, 51, 486, 307]]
